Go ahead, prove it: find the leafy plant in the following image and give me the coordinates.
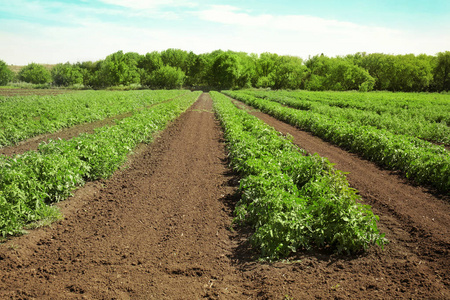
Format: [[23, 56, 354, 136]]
[[0, 91, 201, 237], [211, 91, 385, 259], [224, 90, 450, 192], [17, 63, 52, 84], [0, 90, 188, 147]]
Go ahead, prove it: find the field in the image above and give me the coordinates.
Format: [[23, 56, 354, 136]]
[[0, 89, 449, 299]]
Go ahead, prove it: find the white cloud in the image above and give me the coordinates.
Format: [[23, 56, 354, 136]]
[[0, 18, 209, 64], [197, 5, 400, 38], [99, 0, 197, 10], [1, 2, 449, 65], [197, 5, 273, 27], [194, 5, 449, 57]]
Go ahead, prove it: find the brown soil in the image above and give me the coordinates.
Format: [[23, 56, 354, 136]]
[[0, 93, 449, 299], [0, 112, 133, 156]]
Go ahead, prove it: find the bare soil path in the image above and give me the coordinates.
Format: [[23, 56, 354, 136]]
[[233, 99, 450, 297], [0, 93, 449, 299]]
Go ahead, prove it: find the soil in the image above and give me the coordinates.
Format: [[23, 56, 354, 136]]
[[0, 93, 449, 299]]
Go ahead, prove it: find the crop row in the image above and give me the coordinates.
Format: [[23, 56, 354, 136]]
[[0, 90, 187, 147], [0, 91, 201, 237], [210, 91, 385, 259], [249, 89, 450, 124], [223, 91, 450, 192], [241, 90, 450, 145]]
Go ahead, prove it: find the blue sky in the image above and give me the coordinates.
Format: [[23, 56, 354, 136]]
[[0, 0, 449, 65]]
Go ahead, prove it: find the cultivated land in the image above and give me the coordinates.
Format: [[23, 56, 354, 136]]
[[0, 91, 449, 299]]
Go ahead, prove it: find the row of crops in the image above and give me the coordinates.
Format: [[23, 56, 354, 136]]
[[223, 90, 450, 192], [2, 88, 446, 258], [239, 90, 450, 145], [0, 90, 201, 237], [0, 90, 188, 147], [210, 91, 385, 259]]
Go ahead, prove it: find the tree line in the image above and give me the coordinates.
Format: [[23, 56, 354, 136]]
[[1, 49, 449, 92]]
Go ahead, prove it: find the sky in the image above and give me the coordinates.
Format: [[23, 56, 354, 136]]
[[0, 0, 449, 65]]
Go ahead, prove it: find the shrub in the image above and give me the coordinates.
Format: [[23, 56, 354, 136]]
[[18, 63, 52, 84]]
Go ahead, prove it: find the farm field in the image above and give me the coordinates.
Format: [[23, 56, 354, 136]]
[[224, 90, 450, 192], [239, 89, 450, 146], [0, 91, 449, 298], [0, 89, 188, 148], [0, 88, 73, 97]]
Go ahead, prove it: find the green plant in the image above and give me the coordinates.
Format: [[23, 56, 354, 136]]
[[224, 90, 450, 192], [211, 91, 385, 259], [18, 63, 52, 84], [0, 60, 13, 86], [0, 91, 201, 237]]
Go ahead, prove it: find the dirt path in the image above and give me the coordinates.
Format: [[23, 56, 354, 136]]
[[233, 99, 450, 296], [0, 93, 245, 299], [0, 93, 449, 299]]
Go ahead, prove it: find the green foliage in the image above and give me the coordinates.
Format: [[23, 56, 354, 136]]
[[16, 49, 448, 91], [138, 51, 164, 86], [148, 65, 186, 89], [211, 91, 385, 259], [75, 60, 102, 87], [306, 55, 374, 91], [51, 62, 83, 86], [18, 63, 52, 84], [0, 90, 201, 237], [160, 48, 189, 73], [0, 90, 187, 147], [240, 89, 450, 145], [351, 53, 434, 92], [432, 51, 450, 91], [225, 90, 450, 192], [210, 52, 243, 89], [0, 60, 13, 86], [97, 51, 140, 87], [272, 56, 308, 90], [184, 52, 208, 87], [256, 53, 278, 79]]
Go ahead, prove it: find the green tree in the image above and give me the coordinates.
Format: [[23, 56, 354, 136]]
[[18, 63, 51, 84], [0, 60, 13, 85], [160, 48, 189, 73], [432, 51, 450, 91], [148, 65, 185, 89], [304, 54, 332, 91], [138, 51, 162, 73], [210, 52, 242, 89], [255, 52, 278, 88], [51, 62, 83, 86], [355, 53, 394, 90], [97, 51, 140, 87], [235, 52, 257, 88], [138, 52, 163, 86], [354, 53, 434, 92], [184, 52, 208, 87], [388, 54, 433, 92], [272, 55, 308, 90], [326, 59, 375, 91], [305, 55, 374, 91], [75, 61, 102, 87]]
